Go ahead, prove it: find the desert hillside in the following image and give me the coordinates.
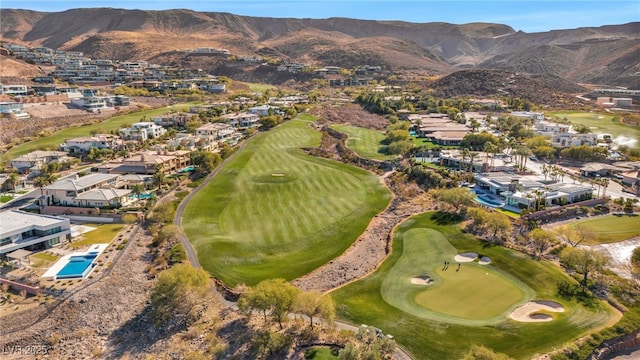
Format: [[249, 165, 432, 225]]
[[1, 8, 639, 86]]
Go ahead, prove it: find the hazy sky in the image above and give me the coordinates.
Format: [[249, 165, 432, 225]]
[[3, 0, 639, 33]]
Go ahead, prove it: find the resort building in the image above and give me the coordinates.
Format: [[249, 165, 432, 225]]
[[0, 210, 71, 258]]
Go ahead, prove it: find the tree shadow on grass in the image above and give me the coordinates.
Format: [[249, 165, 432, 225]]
[[432, 211, 464, 225]]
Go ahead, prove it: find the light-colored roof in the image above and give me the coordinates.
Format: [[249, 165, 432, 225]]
[[0, 210, 68, 236], [6, 249, 32, 259], [44, 173, 119, 191], [12, 150, 68, 162], [74, 188, 131, 201], [621, 170, 640, 179]]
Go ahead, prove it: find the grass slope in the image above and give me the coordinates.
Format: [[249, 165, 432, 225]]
[[548, 111, 640, 148], [4, 104, 194, 160], [183, 116, 391, 286], [69, 223, 124, 249], [331, 124, 397, 161], [331, 212, 616, 359], [560, 214, 640, 244]]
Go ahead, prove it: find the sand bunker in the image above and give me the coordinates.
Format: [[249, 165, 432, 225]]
[[454, 252, 478, 263], [271, 173, 285, 177], [478, 256, 491, 265], [509, 301, 564, 322], [411, 276, 433, 285]]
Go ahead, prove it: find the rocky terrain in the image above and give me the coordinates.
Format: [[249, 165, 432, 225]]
[[1, 8, 638, 87]]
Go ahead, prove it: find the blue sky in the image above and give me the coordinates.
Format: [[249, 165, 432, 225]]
[[3, 1, 639, 32]]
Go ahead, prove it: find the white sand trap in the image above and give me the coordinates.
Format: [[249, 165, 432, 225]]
[[271, 173, 285, 177], [510, 301, 564, 322], [70, 224, 97, 238], [478, 256, 492, 265], [411, 276, 433, 285], [454, 252, 478, 262]]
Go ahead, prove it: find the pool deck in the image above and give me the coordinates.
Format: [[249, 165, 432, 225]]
[[41, 243, 108, 280]]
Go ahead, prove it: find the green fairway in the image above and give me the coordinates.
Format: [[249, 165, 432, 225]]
[[69, 223, 124, 249], [548, 111, 640, 148], [561, 214, 640, 244], [331, 124, 398, 161], [331, 212, 616, 359], [183, 115, 391, 286], [239, 82, 276, 93], [4, 104, 194, 160]]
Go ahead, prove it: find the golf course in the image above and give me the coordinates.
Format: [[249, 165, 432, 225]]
[[330, 124, 398, 161], [548, 111, 640, 148], [555, 213, 640, 244], [182, 115, 391, 286], [331, 212, 618, 359]]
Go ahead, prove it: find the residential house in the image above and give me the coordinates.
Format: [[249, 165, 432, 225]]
[[152, 112, 192, 128], [119, 122, 167, 141], [168, 133, 219, 152], [43, 173, 119, 206], [60, 135, 122, 155], [510, 111, 545, 122], [551, 133, 598, 147], [110, 150, 191, 175], [0, 210, 71, 257], [73, 188, 132, 208], [0, 101, 29, 118], [621, 170, 640, 186], [247, 105, 280, 116], [11, 151, 71, 174], [221, 112, 261, 129], [195, 123, 237, 141], [0, 84, 28, 96], [504, 183, 593, 210]]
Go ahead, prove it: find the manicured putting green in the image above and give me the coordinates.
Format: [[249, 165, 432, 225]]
[[183, 116, 391, 286], [381, 228, 530, 325], [414, 265, 524, 320], [331, 212, 617, 359]]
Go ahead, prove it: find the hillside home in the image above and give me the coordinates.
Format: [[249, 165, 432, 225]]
[[43, 173, 119, 207], [0, 101, 29, 119], [195, 123, 237, 141], [0, 84, 28, 96], [0, 210, 71, 258], [551, 133, 598, 147], [60, 135, 123, 155], [11, 151, 71, 174], [168, 133, 219, 152], [504, 183, 593, 210], [221, 112, 261, 129], [110, 150, 191, 175], [247, 105, 281, 116], [152, 112, 192, 128], [510, 111, 545, 122], [119, 122, 167, 141]]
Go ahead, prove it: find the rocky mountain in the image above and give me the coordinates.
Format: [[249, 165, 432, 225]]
[[1, 8, 639, 87]]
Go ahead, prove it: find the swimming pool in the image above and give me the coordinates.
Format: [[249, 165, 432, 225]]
[[474, 194, 504, 208], [56, 254, 98, 279]]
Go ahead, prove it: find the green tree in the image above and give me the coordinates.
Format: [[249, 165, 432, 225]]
[[238, 278, 300, 329], [150, 264, 210, 327], [485, 212, 512, 242], [436, 187, 475, 212], [152, 224, 179, 247], [294, 291, 335, 329], [527, 228, 558, 258], [560, 247, 609, 290]]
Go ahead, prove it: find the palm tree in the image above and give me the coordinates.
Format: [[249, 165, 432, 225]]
[[7, 172, 20, 191], [542, 164, 550, 183], [469, 151, 479, 173], [462, 147, 470, 172]]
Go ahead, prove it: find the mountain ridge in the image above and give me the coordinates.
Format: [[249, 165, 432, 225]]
[[2, 8, 639, 87]]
